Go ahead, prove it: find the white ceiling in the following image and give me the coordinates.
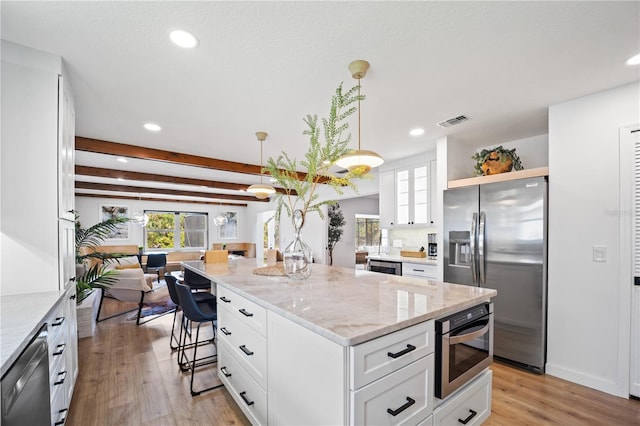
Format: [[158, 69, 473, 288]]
[[2, 1, 639, 203]]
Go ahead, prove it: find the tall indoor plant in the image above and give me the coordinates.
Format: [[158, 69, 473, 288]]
[[75, 213, 131, 303], [264, 83, 368, 278], [327, 203, 346, 266]]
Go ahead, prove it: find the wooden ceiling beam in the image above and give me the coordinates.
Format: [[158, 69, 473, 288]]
[[75, 136, 319, 182], [75, 193, 247, 207], [75, 165, 296, 195], [75, 181, 268, 202]]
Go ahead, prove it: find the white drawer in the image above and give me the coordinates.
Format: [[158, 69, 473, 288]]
[[417, 414, 434, 426], [351, 353, 434, 426], [50, 379, 68, 425], [350, 320, 434, 389], [218, 340, 268, 426], [433, 369, 492, 426], [402, 263, 437, 280], [217, 286, 267, 336], [218, 303, 267, 388]]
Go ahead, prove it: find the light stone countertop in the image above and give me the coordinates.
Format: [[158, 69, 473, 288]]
[[1, 290, 66, 376], [183, 259, 495, 346], [367, 253, 438, 265]]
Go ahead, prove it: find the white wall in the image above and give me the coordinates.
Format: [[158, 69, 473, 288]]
[[331, 197, 379, 268], [547, 81, 640, 396], [74, 196, 250, 249]]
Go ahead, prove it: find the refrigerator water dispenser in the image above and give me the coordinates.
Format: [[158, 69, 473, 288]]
[[448, 231, 471, 265]]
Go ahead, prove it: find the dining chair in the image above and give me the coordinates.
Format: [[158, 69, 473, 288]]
[[174, 281, 222, 396], [145, 253, 167, 283]]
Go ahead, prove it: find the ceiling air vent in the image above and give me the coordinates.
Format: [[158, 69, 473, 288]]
[[437, 115, 469, 128]]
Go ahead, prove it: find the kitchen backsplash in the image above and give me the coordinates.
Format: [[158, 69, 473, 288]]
[[385, 227, 435, 256]]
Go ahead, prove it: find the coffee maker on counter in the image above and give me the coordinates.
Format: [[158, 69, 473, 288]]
[[427, 233, 437, 259]]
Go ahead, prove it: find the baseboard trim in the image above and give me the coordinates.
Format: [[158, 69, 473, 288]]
[[546, 362, 620, 397]]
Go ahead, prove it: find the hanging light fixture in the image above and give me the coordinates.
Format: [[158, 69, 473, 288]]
[[335, 59, 384, 174], [132, 194, 149, 227], [214, 200, 227, 226], [246, 131, 276, 199]]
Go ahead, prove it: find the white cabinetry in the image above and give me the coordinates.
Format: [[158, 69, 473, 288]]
[[1, 40, 76, 295], [402, 262, 438, 280], [47, 287, 79, 426], [379, 170, 396, 228], [217, 286, 269, 425], [379, 159, 436, 228], [433, 369, 492, 426]]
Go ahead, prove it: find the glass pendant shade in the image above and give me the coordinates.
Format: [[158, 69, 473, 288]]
[[214, 212, 227, 226], [132, 211, 149, 227]]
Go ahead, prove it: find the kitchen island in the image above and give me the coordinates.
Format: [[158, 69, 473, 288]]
[[183, 259, 496, 425]]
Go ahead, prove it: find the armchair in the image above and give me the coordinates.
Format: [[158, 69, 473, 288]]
[[96, 256, 172, 325]]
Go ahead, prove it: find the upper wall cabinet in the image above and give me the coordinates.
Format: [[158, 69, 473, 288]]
[[58, 76, 76, 221], [379, 159, 437, 228], [1, 40, 76, 294]]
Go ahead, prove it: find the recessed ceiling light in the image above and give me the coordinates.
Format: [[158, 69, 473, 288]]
[[626, 53, 640, 65], [169, 30, 199, 48], [144, 123, 161, 132], [117, 157, 128, 163], [410, 128, 425, 136]]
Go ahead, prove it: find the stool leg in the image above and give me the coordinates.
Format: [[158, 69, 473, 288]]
[[189, 321, 223, 397]]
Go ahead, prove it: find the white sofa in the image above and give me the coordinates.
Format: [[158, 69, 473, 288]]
[[97, 256, 171, 325]]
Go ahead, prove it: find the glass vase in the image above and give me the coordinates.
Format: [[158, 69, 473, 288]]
[[283, 209, 313, 280]]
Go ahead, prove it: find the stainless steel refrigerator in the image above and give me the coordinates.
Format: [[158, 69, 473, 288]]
[[444, 176, 547, 372]]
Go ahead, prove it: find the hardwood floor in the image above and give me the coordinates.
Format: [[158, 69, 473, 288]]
[[68, 298, 640, 425]]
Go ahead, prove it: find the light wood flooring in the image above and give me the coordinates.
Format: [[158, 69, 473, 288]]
[[68, 298, 640, 425]]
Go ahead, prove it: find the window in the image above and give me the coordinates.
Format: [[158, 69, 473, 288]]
[[144, 211, 208, 251], [355, 216, 380, 248]]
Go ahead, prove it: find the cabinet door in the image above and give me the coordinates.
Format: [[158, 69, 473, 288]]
[[428, 160, 437, 226], [396, 164, 430, 226], [58, 76, 75, 221], [64, 288, 78, 401], [379, 170, 395, 228], [59, 219, 76, 291]]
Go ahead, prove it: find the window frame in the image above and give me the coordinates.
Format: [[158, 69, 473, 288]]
[[143, 210, 209, 252]]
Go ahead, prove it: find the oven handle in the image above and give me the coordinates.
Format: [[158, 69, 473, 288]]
[[448, 320, 490, 345]]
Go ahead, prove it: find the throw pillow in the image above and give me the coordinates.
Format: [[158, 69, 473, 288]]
[[115, 263, 142, 270]]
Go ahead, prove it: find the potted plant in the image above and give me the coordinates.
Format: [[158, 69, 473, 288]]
[[327, 203, 346, 266], [472, 145, 524, 176], [75, 213, 132, 303]]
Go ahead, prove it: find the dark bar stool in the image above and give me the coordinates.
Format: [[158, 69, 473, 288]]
[[183, 267, 212, 291], [175, 281, 222, 396]]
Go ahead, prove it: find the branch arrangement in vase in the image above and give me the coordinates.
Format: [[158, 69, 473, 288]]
[[264, 82, 369, 222]]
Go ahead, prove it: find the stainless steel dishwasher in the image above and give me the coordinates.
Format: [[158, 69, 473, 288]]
[[1, 325, 51, 425]]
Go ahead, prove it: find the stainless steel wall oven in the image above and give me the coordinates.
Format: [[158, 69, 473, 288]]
[[435, 302, 493, 400]]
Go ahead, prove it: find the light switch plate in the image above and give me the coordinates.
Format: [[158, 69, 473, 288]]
[[593, 245, 607, 262]]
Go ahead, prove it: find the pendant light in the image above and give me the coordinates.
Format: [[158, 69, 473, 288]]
[[214, 201, 227, 226], [132, 194, 149, 227], [335, 60, 384, 174], [247, 131, 276, 199]]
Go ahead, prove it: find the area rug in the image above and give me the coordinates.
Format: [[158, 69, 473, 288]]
[[127, 297, 177, 321]]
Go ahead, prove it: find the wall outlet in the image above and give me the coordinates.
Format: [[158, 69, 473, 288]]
[[593, 245, 607, 262]]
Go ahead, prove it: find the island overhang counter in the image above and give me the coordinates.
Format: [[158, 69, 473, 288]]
[[181, 259, 496, 425]]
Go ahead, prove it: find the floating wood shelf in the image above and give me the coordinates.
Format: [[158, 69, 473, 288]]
[[447, 166, 549, 189]]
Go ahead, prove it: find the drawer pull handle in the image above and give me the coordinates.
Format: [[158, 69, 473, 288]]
[[53, 343, 66, 356], [239, 308, 253, 317], [220, 296, 231, 303], [412, 269, 424, 272], [54, 370, 67, 385], [51, 317, 65, 327], [386, 396, 415, 416], [387, 344, 416, 359], [239, 345, 254, 356], [458, 409, 477, 425], [220, 327, 231, 336], [54, 408, 68, 426], [239, 391, 255, 406], [221, 366, 232, 377]]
